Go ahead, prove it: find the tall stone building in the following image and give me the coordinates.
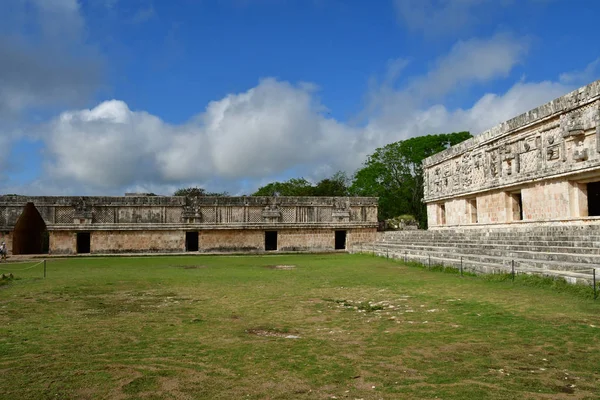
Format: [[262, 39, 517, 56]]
[[0, 195, 377, 255], [423, 80, 600, 229]]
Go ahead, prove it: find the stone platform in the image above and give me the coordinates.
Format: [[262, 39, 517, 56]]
[[352, 225, 600, 285]]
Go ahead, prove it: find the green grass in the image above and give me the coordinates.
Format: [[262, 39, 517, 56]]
[[0, 254, 599, 399]]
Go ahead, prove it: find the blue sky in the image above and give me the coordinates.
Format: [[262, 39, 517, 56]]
[[1, 0, 599, 195]]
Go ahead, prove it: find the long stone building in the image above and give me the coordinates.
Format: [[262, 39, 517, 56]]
[[0, 195, 378, 255], [423, 80, 600, 228]]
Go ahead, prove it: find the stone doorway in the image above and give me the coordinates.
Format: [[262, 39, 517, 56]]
[[77, 232, 91, 254], [587, 181, 600, 216], [265, 231, 278, 251], [186, 232, 199, 252], [12, 202, 48, 255], [335, 230, 347, 250]]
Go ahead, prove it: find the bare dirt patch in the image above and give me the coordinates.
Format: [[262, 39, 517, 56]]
[[246, 328, 300, 339], [264, 265, 296, 270]]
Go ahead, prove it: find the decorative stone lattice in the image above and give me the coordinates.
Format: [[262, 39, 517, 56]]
[[55, 207, 75, 224], [93, 207, 114, 224]]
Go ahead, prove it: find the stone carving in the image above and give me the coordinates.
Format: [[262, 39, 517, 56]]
[[262, 198, 282, 223], [546, 144, 560, 161], [499, 143, 519, 176], [562, 109, 584, 137], [461, 153, 472, 187], [73, 197, 93, 223], [422, 80, 600, 203], [572, 135, 588, 162], [332, 197, 350, 222], [489, 150, 499, 177], [182, 196, 202, 223]]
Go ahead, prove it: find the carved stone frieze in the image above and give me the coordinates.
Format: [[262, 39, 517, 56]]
[[182, 196, 202, 223], [422, 80, 600, 202], [73, 197, 93, 224], [262, 198, 282, 223]]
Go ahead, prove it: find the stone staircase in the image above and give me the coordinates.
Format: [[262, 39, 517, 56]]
[[352, 225, 600, 285]]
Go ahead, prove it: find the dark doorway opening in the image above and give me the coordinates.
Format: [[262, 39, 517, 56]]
[[12, 202, 48, 255], [513, 192, 523, 221], [588, 181, 600, 216], [186, 232, 199, 252], [77, 232, 91, 254], [335, 230, 347, 250], [265, 231, 278, 251]]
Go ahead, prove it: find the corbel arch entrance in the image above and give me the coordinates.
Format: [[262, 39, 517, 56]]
[[12, 202, 48, 255]]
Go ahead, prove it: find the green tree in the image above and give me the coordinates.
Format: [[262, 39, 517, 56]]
[[312, 171, 350, 196], [252, 172, 351, 197], [174, 187, 228, 197], [350, 132, 472, 228], [252, 178, 314, 196]]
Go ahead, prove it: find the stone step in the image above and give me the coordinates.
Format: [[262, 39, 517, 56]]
[[379, 238, 600, 248], [376, 240, 600, 254], [369, 244, 599, 272], [358, 248, 595, 285], [376, 244, 600, 267]]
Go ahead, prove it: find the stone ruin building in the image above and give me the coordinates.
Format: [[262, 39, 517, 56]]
[[423, 80, 600, 228], [369, 80, 600, 284], [0, 195, 377, 255]]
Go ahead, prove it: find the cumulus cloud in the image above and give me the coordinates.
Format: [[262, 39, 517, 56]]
[[41, 79, 361, 192], [11, 29, 586, 195], [0, 0, 102, 118]]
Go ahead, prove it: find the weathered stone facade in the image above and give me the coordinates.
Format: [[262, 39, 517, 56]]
[[423, 80, 600, 228], [0, 195, 377, 255]]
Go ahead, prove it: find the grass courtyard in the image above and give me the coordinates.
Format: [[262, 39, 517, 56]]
[[0, 254, 599, 399]]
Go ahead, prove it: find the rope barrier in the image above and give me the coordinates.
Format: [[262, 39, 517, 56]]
[[0, 260, 45, 271]]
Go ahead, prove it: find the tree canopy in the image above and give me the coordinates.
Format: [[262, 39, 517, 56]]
[[350, 132, 472, 228], [173, 187, 228, 197], [252, 172, 350, 197]]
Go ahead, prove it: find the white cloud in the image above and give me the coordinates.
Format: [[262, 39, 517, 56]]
[[410, 34, 528, 99], [41, 80, 361, 192], [559, 58, 600, 86], [393, 0, 504, 37], [0, 0, 102, 118], [11, 31, 587, 195]]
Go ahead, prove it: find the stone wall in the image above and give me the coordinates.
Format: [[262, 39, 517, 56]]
[[0, 195, 377, 228], [423, 80, 600, 228], [41, 228, 378, 254], [91, 231, 185, 253], [50, 231, 76, 255], [0, 195, 378, 255]]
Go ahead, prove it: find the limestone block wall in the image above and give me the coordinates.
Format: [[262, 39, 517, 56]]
[[424, 80, 600, 228], [50, 232, 76, 255], [476, 192, 510, 224], [522, 180, 570, 220], [277, 229, 335, 251], [347, 228, 378, 248], [199, 230, 264, 252], [91, 231, 184, 253]]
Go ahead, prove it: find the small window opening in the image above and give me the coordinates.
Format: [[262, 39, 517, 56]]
[[335, 230, 347, 250], [76, 232, 91, 254], [265, 231, 278, 251], [186, 232, 199, 252], [588, 181, 600, 217]]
